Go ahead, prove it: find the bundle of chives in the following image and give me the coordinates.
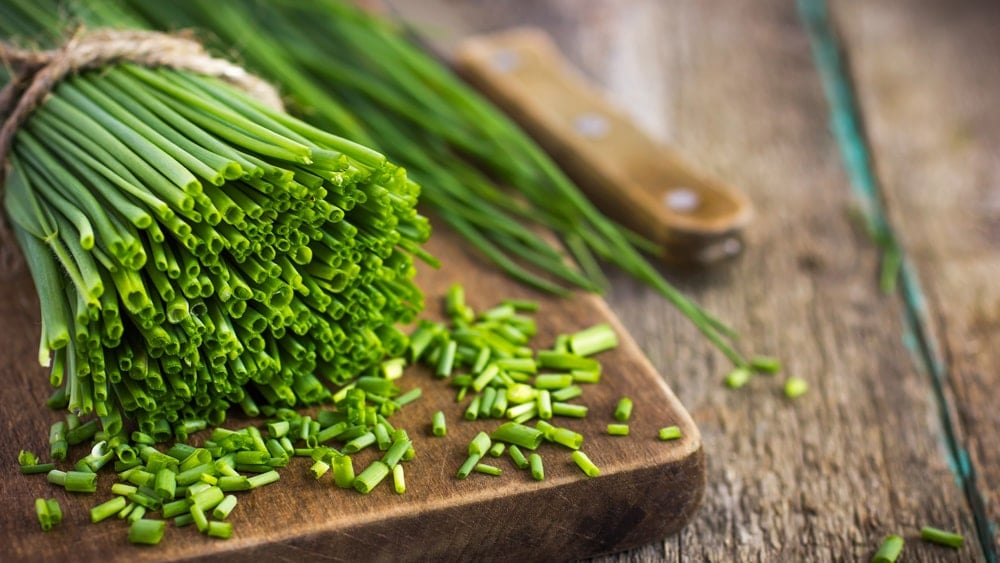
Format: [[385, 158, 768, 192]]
[[19, 0, 749, 365], [0, 32, 430, 438]]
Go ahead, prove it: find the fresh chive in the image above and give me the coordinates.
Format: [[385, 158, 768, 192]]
[[724, 368, 753, 389], [872, 535, 904, 563], [614, 397, 634, 422], [392, 464, 406, 494], [920, 526, 963, 548], [750, 355, 782, 373], [353, 461, 390, 494], [474, 463, 502, 476], [528, 453, 544, 481], [607, 424, 630, 436], [206, 521, 233, 539], [490, 422, 545, 450], [658, 426, 683, 441], [468, 431, 492, 456], [128, 519, 166, 545], [432, 410, 447, 437], [571, 451, 600, 478], [784, 377, 809, 399], [508, 445, 529, 470], [568, 324, 618, 357], [456, 453, 482, 480]]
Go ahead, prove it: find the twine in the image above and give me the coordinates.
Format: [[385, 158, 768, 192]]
[[0, 28, 284, 270]]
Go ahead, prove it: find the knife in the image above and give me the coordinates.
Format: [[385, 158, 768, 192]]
[[387, 2, 753, 264]]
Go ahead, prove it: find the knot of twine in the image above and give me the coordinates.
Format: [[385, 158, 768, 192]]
[[0, 28, 284, 271]]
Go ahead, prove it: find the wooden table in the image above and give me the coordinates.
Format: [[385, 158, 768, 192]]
[[407, 0, 999, 560]]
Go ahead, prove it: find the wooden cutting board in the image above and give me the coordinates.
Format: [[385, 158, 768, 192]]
[[0, 222, 704, 561]]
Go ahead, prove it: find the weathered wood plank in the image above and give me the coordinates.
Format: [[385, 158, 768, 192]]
[[394, 0, 988, 559], [833, 0, 1000, 556]]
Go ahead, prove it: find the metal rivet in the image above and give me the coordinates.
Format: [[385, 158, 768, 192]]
[[663, 188, 700, 213], [697, 237, 743, 263], [491, 50, 521, 73], [573, 112, 610, 139]]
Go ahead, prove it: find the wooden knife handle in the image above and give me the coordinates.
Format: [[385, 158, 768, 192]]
[[454, 28, 753, 264]]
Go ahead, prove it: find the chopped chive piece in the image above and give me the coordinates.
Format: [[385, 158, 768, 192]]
[[392, 464, 406, 494], [343, 432, 377, 454], [872, 535, 904, 563], [550, 427, 584, 450], [506, 383, 536, 404], [117, 502, 135, 520], [266, 420, 290, 438], [91, 496, 128, 523], [496, 358, 537, 374], [550, 385, 583, 402], [128, 519, 166, 545], [568, 323, 618, 356], [536, 351, 599, 372], [508, 445, 529, 470], [472, 364, 499, 393], [536, 390, 553, 420], [614, 397, 633, 422], [436, 340, 458, 377], [464, 396, 482, 421], [502, 299, 539, 312], [154, 468, 177, 499], [162, 498, 191, 518], [46, 498, 63, 526], [174, 513, 194, 528], [333, 454, 355, 489], [750, 355, 782, 373], [920, 526, 963, 548], [658, 426, 683, 441], [432, 411, 447, 437], [127, 505, 147, 524], [212, 495, 238, 520], [353, 461, 391, 494], [374, 423, 392, 451], [20, 462, 56, 475], [247, 471, 280, 489], [528, 453, 544, 481], [534, 374, 573, 390], [456, 453, 482, 480], [490, 422, 545, 450], [571, 451, 600, 477], [607, 424, 630, 436], [488, 442, 506, 458], [724, 367, 753, 388], [570, 369, 601, 384], [474, 463, 502, 476], [479, 387, 497, 419], [552, 402, 588, 418], [207, 521, 233, 539], [469, 431, 492, 456], [394, 388, 422, 407], [784, 377, 809, 399], [381, 438, 412, 468], [310, 460, 330, 479], [190, 504, 209, 532], [35, 498, 60, 531], [48, 470, 98, 493]]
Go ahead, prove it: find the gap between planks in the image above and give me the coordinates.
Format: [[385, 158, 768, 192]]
[[797, 0, 997, 559]]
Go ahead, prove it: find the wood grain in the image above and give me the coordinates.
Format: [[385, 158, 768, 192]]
[[0, 223, 704, 562], [393, 0, 990, 560], [833, 0, 1000, 555]]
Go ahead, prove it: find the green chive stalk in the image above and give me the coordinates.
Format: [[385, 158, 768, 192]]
[[4, 0, 749, 365], [1, 47, 430, 435]]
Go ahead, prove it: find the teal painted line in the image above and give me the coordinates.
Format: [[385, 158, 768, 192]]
[[797, 0, 997, 559]]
